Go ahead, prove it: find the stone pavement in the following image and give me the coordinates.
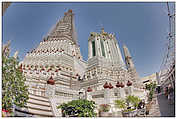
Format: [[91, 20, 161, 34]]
[[147, 94, 161, 117], [147, 92, 175, 117], [157, 93, 175, 117]]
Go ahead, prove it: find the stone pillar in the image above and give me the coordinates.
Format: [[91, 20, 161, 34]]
[[127, 86, 134, 96], [119, 88, 126, 99], [49, 97, 61, 117], [86, 92, 93, 101], [104, 88, 114, 104], [104, 88, 110, 104], [45, 84, 55, 97]]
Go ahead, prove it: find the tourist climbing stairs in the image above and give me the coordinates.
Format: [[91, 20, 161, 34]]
[[15, 93, 54, 117]]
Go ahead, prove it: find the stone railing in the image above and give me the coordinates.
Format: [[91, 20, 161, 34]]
[[49, 97, 61, 117]]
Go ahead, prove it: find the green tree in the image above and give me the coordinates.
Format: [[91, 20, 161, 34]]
[[57, 99, 97, 117], [145, 82, 156, 101], [2, 47, 29, 114]]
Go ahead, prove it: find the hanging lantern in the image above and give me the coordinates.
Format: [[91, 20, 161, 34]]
[[127, 80, 132, 87], [103, 82, 109, 89], [120, 82, 124, 88], [47, 76, 55, 85], [109, 83, 113, 89], [87, 87, 92, 92], [116, 81, 121, 88]]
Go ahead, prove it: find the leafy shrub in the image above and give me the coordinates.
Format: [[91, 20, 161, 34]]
[[115, 99, 126, 111], [57, 99, 97, 117], [2, 50, 29, 113], [115, 95, 141, 112], [126, 95, 141, 108]]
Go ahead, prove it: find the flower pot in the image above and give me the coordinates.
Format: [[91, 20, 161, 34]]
[[122, 111, 129, 117], [114, 111, 123, 117], [122, 110, 137, 117], [99, 112, 109, 117]]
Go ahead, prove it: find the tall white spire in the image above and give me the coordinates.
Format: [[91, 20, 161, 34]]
[[88, 28, 126, 68], [47, 9, 78, 45], [123, 44, 135, 69], [123, 44, 142, 87]]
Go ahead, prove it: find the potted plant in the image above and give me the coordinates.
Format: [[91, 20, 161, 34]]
[[98, 104, 111, 117], [115, 99, 126, 117], [126, 95, 140, 109], [115, 95, 141, 117]]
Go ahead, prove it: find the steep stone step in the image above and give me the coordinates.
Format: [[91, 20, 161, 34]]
[[15, 93, 54, 117], [27, 102, 51, 111], [27, 108, 53, 117], [29, 93, 49, 102], [15, 107, 53, 117], [28, 98, 50, 107]]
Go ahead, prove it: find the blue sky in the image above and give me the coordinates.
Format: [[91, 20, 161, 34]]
[[2, 2, 174, 77]]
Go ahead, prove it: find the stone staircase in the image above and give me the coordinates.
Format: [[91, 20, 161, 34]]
[[147, 95, 161, 117], [15, 93, 54, 117]]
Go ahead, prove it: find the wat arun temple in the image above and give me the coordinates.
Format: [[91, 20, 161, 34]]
[[16, 9, 147, 117]]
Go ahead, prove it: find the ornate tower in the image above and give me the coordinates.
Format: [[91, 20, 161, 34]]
[[123, 45, 135, 69], [88, 28, 125, 67], [85, 28, 129, 87], [21, 9, 86, 96]]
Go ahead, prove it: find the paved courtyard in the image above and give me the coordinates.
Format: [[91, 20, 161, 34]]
[[147, 93, 175, 117], [157, 93, 175, 117]]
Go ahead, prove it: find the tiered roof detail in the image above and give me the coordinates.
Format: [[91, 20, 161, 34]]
[[47, 9, 78, 45]]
